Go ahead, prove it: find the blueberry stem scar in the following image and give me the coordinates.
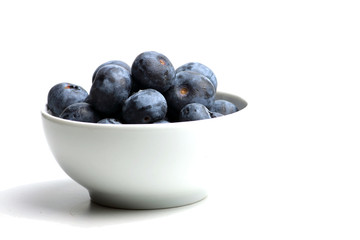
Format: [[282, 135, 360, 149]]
[[180, 88, 189, 95]]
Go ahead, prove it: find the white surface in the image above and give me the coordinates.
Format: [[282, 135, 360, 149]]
[[0, 0, 359, 239]]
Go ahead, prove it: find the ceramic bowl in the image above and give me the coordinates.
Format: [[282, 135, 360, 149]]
[[41, 91, 247, 209]]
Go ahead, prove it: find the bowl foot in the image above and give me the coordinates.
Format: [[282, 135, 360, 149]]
[[89, 190, 207, 210]]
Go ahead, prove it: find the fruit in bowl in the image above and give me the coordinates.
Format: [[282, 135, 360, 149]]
[[42, 51, 248, 209]]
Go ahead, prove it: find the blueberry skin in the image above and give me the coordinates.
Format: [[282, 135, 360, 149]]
[[97, 118, 122, 124], [122, 89, 167, 124], [176, 62, 217, 90], [153, 119, 170, 124], [47, 82, 88, 117], [211, 99, 238, 115], [86, 65, 132, 116], [210, 111, 224, 118], [164, 71, 216, 114], [60, 102, 102, 123], [131, 51, 175, 93], [92, 60, 131, 83], [179, 103, 211, 122]]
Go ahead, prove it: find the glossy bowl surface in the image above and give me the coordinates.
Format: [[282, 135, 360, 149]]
[[41, 91, 247, 209]]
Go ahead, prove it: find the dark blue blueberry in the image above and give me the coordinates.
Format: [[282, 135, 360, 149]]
[[92, 60, 131, 83], [131, 51, 175, 93], [211, 99, 238, 115], [122, 89, 167, 124], [153, 119, 170, 124], [176, 62, 217, 90], [60, 102, 102, 123], [164, 71, 216, 115], [97, 118, 122, 124], [47, 82, 88, 117], [210, 111, 223, 118], [86, 64, 132, 116], [179, 103, 211, 122]]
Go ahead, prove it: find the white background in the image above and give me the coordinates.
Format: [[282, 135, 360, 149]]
[[0, 0, 359, 239]]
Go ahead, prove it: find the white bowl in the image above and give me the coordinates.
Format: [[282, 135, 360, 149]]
[[41, 91, 247, 209]]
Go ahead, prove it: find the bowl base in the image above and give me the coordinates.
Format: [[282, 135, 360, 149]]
[[89, 190, 207, 210]]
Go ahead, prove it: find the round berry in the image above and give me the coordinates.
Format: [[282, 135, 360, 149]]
[[131, 51, 175, 93], [47, 82, 88, 117], [164, 71, 216, 114], [179, 103, 211, 122], [97, 118, 122, 124], [60, 102, 102, 123], [122, 89, 167, 124], [86, 64, 132, 116], [92, 60, 130, 83], [176, 62, 217, 90], [211, 99, 238, 115]]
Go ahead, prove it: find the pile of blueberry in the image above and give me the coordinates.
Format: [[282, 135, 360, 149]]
[[47, 51, 239, 124]]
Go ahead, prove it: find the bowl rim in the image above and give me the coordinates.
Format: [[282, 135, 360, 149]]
[[41, 91, 248, 130]]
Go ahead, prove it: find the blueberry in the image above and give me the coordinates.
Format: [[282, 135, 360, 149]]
[[164, 71, 216, 115], [47, 82, 88, 117], [131, 51, 175, 93], [211, 99, 238, 115], [97, 118, 122, 124], [210, 111, 223, 118], [92, 60, 131, 83], [176, 62, 217, 90], [153, 119, 170, 124], [86, 64, 132, 116], [60, 102, 102, 123], [179, 103, 211, 122], [122, 89, 167, 124]]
